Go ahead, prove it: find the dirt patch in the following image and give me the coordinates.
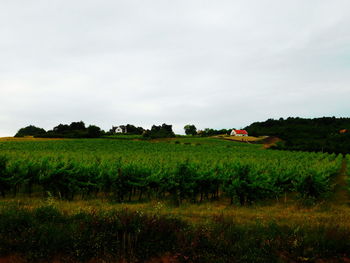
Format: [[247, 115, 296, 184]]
[[0, 256, 25, 263], [332, 158, 349, 204], [315, 257, 350, 263], [145, 255, 179, 263], [0, 137, 64, 142], [221, 135, 265, 143], [259, 136, 282, 149]]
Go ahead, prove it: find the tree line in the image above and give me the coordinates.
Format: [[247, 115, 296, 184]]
[[15, 122, 103, 138], [15, 117, 350, 154], [184, 125, 233, 136], [245, 117, 350, 154], [15, 122, 176, 139]]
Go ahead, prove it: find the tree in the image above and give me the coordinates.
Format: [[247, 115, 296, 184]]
[[199, 128, 230, 137], [87, 125, 102, 138], [244, 117, 350, 154], [40, 121, 103, 138], [126, 124, 144, 135], [14, 125, 46, 137], [184, 125, 197, 136], [143, 123, 175, 139], [69, 121, 86, 131], [53, 124, 70, 133]]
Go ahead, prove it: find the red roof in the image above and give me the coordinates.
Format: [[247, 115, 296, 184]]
[[234, 130, 248, 135]]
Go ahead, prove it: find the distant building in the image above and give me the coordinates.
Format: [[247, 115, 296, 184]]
[[230, 129, 248, 136], [111, 126, 127, 134]]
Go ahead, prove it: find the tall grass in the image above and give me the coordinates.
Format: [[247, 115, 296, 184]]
[[0, 205, 349, 262]]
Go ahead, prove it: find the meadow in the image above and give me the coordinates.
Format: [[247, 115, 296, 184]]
[[0, 137, 349, 262]]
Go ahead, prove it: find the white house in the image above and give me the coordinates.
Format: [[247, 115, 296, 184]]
[[230, 129, 248, 136], [111, 126, 127, 134], [115, 127, 123, 133]]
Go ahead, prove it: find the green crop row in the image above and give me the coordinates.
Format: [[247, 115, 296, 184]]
[[346, 154, 350, 194], [0, 138, 342, 204]]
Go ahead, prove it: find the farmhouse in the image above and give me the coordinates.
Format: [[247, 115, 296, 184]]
[[230, 129, 248, 136], [111, 126, 127, 134]]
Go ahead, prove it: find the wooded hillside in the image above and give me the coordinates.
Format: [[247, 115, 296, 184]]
[[245, 117, 350, 154]]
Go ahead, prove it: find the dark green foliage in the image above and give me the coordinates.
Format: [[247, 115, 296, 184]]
[[14, 125, 46, 137], [0, 156, 11, 197], [0, 206, 189, 262], [39, 160, 82, 200], [108, 124, 144, 135], [0, 139, 341, 203], [36, 121, 104, 138], [223, 164, 274, 205], [69, 121, 86, 131], [143, 123, 175, 139], [87, 125, 102, 138], [0, 206, 349, 262], [53, 124, 70, 133], [45, 121, 87, 138], [245, 117, 350, 154], [184, 124, 197, 136], [0, 156, 335, 204], [293, 172, 331, 201], [125, 124, 144, 135], [200, 128, 231, 136], [168, 161, 198, 205]]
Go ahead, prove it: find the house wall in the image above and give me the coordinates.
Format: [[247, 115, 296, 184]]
[[230, 130, 248, 136]]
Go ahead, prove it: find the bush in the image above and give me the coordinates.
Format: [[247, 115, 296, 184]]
[[14, 125, 46, 137], [143, 124, 175, 139]]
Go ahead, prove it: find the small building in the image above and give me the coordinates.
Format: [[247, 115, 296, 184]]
[[340, 129, 348, 134], [230, 129, 248, 136], [111, 126, 127, 134]]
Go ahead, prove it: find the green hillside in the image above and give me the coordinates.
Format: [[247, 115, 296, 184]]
[[245, 117, 350, 154]]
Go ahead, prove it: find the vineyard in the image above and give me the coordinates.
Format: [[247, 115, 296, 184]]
[[1, 137, 350, 262], [0, 138, 343, 205]]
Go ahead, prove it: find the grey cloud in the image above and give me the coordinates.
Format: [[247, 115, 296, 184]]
[[1, 0, 350, 136]]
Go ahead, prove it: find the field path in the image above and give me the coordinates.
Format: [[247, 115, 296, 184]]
[[332, 158, 349, 204]]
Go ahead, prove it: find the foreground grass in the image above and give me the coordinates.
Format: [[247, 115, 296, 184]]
[[0, 137, 64, 142], [2, 197, 350, 227], [1, 198, 350, 262], [0, 137, 348, 262]]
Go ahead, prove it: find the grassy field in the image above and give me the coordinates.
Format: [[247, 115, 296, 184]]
[[216, 135, 266, 142], [102, 134, 143, 140], [0, 137, 349, 262], [1, 196, 350, 227], [1, 198, 350, 263], [0, 136, 64, 141]]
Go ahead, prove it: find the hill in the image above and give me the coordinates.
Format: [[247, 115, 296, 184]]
[[0, 137, 348, 262], [245, 117, 350, 154]]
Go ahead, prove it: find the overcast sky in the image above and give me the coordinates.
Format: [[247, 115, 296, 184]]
[[1, 0, 350, 136]]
